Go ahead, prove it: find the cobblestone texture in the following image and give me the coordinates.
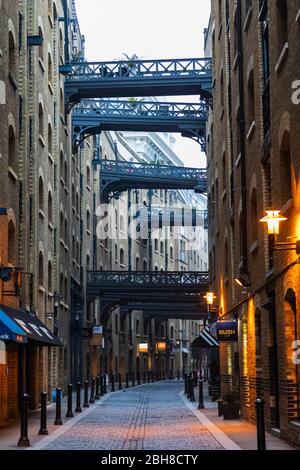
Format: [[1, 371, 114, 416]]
[[44, 382, 223, 450]]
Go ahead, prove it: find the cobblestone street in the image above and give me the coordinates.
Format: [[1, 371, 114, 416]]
[[33, 382, 224, 451]]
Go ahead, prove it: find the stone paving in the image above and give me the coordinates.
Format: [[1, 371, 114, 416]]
[[42, 382, 224, 450]]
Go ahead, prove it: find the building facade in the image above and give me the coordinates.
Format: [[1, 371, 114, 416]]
[[207, 0, 300, 447]]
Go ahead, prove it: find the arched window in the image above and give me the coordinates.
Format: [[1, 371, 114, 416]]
[[120, 215, 125, 232], [247, 69, 255, 128], [48, 123, 53, 155], [72, 184, 75, 206], [38, 27, 44, 62], [39, 177, 44, 211], [39, 102, 44, 137], [280, 131, 292, 205], [160, 324, 165, 338], [72, 235, 75, 257], [48, 261, 52, 293], [115, 243, 118, 262], [8, 221, 16, 266], [64, 217, 68, 241], [87, 209, 91, 231], [277, 0, 288, 54], [38, 252, 44, 286], [160, 240, 164, 254], [120, 248, 125, 265], [47, 191, 52, 223], [8, 29, 17, 77], [48, 53, 53, 84], [87, 166, 91, 186], [154, 265, 158, 272], [8, 124, 17, 171], [154, 239, 158, 251], [64, 277, 68, 300], [60, 211, 64, 239], [170, 326, 174, 339], [64, 160, 68, 185], [86, 254, 90, 270], [170, 246, 174, 260], [136, 319, 140, 335]]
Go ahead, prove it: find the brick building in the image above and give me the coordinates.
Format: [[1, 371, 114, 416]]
[[207, 0, 300, 447]]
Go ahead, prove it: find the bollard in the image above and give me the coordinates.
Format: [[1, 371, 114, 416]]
[[189, 377, 195, 402], [54, 388, 63, 425], [137, 371, 141, 385], [39, 392, 48, 435], [83, 380, 89, 408], [75, 382, 82, 412], [66, 384, 74, 417], [126, 372, 129, 388], [103, 374, 107, 394], [184, 374, 188, 395], [143, 371, 146, 384], [95, 376, 100, 400], [118, 373, 122, 390], [132, 372, 135, 387], [198, 380, 205, 409], [18, 394, 30, 447], [177, 370, 180, 380], [147, 371, 151, 384], [255, 399, 266, 450], [111, 373, 115, 392], [89, 378, 95, 403]]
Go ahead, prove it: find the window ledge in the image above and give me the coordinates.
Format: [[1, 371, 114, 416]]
[[38, 209, 45, 219], [39, 135, 46, 147], [48, 13, 53, 28], [235, 152, 242, 167], [60, 177, 65, 186], [60, 114, 65, 125], [217, 23, 222, 40], [38, 286, 46, 293], [221, 189, 227, 202], [290, 420, 300, 429], [38, 58, 45, 73], [64, 186, 69, 195], [48, 153, 54, 164], [275, 43, 289, 74], [86, 230, 91, 236], [220, 106, 224, 121], [48, 82, 54, 95], [250, 240, 259, 254], [8, 166, 18, 182], [246, 121, 256, 141], [87, 185, 91, 192], [243, 7, 252, 32], [232, 53, 239, 72], [8, 72, 18, 91], [48, 222, 54, 231], [296, 9, 300, 22]]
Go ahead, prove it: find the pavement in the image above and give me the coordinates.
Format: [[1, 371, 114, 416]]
[[0, 380, 295, 451]]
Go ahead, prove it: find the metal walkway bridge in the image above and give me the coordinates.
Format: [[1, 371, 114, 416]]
[[86, 271, 209, 321], [100, 160, 207, 203], [120, 303, 208, 321], [63, 58, 213, 107], [72, 99, 208, 150], [135, 207, 208, 231]]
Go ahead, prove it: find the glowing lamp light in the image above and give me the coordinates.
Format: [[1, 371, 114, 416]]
[[204, 292, 217, 306], [138, 343, 149, 353], [156, 341, 166, 352], [259, 211, 287, 236]]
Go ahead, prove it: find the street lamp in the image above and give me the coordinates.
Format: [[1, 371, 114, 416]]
[[259, 211, 300, 257], [47, 291, 63, 337]]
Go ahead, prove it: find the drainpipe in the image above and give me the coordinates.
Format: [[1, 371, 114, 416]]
[[237, 0, 248, 276]]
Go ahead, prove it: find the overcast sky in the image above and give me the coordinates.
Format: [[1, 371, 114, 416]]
[[75, 0, 211, 167]]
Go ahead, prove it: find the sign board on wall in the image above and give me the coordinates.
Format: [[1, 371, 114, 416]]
[[216, 321, 238, 342]]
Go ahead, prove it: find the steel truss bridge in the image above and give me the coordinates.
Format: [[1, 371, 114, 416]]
[[72, 99, 208, 151], [86, 271, 209, 322], [63, 58, 213, 107], [135, 207, 208, 231], [100, 160, 207, 203]]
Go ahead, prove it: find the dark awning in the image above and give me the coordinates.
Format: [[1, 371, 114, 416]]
[[0, 304, 63, 346], [191, 325, 219, 348]]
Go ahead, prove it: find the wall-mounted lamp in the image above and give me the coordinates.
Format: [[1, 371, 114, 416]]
[[259, 211, 300, 259]]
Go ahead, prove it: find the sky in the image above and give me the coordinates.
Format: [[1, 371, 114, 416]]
[[75, 0, 211, 168]]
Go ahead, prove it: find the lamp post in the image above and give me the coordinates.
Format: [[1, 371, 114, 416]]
[[259, 211, 300, 259]]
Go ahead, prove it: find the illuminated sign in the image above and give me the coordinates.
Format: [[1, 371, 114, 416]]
[[138, 343, 149, 353], [216, 321, 238, 342]]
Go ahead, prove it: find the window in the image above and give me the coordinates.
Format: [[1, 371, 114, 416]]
[[39, 177, 44, 211], [220, 69, 224, 109], [160, 240, 164, 254], [154, 239, 158, 251], [222, 152, 226, 191], [87, 166, 91, 187], [136, 257, 139, 271], [247, 70, 255, 128], [160, 324, 165, 338], [60, 211, 64, 239], [136, 319, 140, 335], [218, 0, 222, 27], [115, 243, 118, 262], [38, 252, 44, 286], [48, 261, 52, 293], [8, 30, 17, 78], [170, 326, 174, 339], [8, 221, 16, 266], [48, 123, 53, 155], [276, 0, 288, 54], [64, 160, 68, 185], [170, 246, 174, 260], [64, 218, 68, 241], [72, 184, 75, 207], [120, 215, 125, 232], [39, 102, 44, 138], [120, 248, 125, 265], [86, 255, 90, 270], [38, 27, 44, 62], [8, 125, 17, 171], [48, 53, 53, 84], [86, 210, 91, 231]]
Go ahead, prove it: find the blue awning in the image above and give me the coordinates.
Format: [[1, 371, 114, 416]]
[[0, 310, 27, 343], [0, 304, 63, 346]]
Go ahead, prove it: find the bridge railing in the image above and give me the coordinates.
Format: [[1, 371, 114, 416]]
[[66, 58, 212, 81], [73, 100, 209, 120], [101, 160, 207, 182], [86, 271, 209, 287]]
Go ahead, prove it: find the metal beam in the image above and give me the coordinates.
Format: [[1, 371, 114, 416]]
[[63, 58, 213, 106], [100, 160, 207, 203]]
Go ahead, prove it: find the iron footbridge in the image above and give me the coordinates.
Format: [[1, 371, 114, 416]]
[[72, 99, 208, 151], [63, 58, 213, 107], [100, 159, 207, 203]]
